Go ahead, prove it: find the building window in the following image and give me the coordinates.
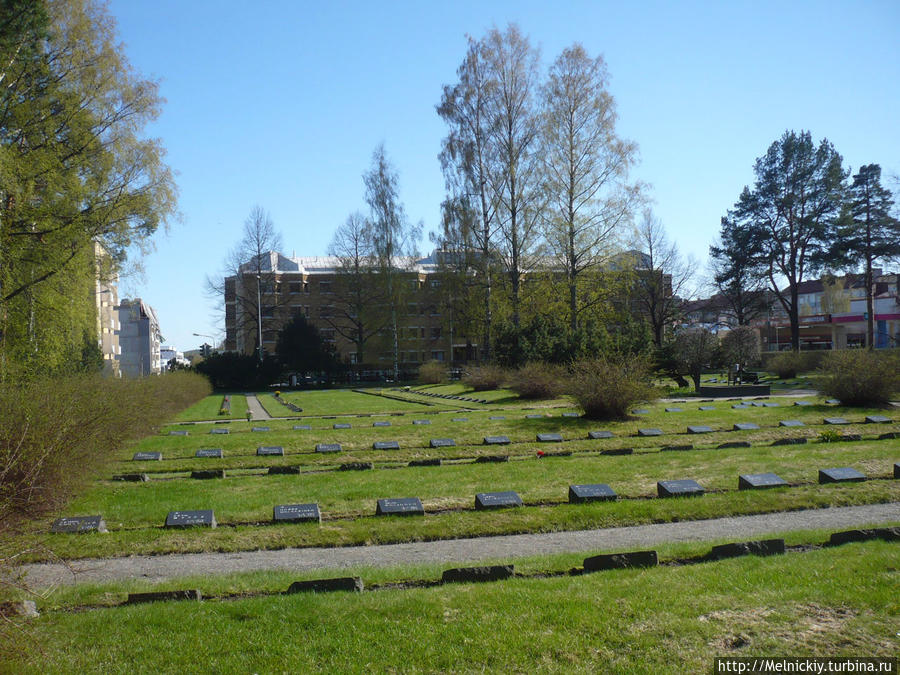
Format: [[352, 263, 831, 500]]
[[430, 279, 440, 288], [431, 327, 441, 339], [289, 282, 302, 293], [319, 281, 332, 294], [431, 351, 444, 361]]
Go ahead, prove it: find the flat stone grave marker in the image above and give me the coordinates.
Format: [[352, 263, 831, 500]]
[[825, 399, 840, 404], [583, 550, 657, 571], [588, 430, 614, 439], [476, 455, 509, 463], [489, 416, 505, 420], [195, 448, 223, 458], [333, 423, 351, 429], [273, 503, 321, 523], [483, 435, 510, 445], [525, 414, 544, 419], [793, 401, 812, 406], [718, 441, 751, 449], [601, 447, 633, 456], [133, 452, 162, 461], [165, 510, 216, 528], [762, 402, 780, 408], [637, 428, 662, 437], [739, 472, 788, 490], [292, 425, 311, 431], [315, 443, 341, 453], [665, 408, 683, 413], [191, 469, 224, 480], [209, 428, 230, 435], [252, 426, 270, 432], [376, 497, 425, 516], [430, 438, 455, 448], [168, 430, 188, 436], [537, 433, 563, 443], [409, 458, 442, 467], [632, 409, 649, 415], [779, 420, 804, 427], [475, 491, 523, 510], [373, 421, 391, 427], [51, 516, 107, 534], [772, 437, 806, 446], [568, 483, 617, 503], [687, 426, 713, 434], [865, 415, 891, 424], [373, 441, 399, 450], [733, 423, 760, 431], [340, 462, 372, 471], [125, 590, 201, 605], [114, 473, 148, 482], [257, 445, 284, 456], [286, 577, 363, 593], [452, 417, 468, 422], [562, 412, 580, 418], [269, 466, 300, 475], [824, 417, 849, 425], [413, 420, 431, 425], [657, 479, 704, 498], [709, 539, 785, 559], [698, 406, 716, 411], [731, 404, 749, 410], [819, 467, 866, 484]]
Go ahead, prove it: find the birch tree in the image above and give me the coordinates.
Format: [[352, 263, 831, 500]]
[[541, 44, 640, 333]]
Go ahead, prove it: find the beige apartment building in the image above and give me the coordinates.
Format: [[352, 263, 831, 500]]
[[224, 251, 474, 376]]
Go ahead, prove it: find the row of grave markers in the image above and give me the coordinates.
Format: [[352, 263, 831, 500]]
[[52, 463, 896, 533], [138, 418, 897, 462]]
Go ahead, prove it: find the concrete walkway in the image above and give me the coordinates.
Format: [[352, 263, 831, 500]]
[[20, 502, 900, 589], [244, 393, 271, 420]]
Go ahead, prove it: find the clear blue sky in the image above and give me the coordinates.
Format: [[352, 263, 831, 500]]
[[106, 0, 900, 352]]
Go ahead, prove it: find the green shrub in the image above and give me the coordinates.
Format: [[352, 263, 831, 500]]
[[817, 350, 900, 406], [508, 362, 567, 399], [417, 360, 446, 385], [0, 372, 210, 535], [567, 355, 656, 420], [768, 350, 817, 379], [462, 365, 507, 391]]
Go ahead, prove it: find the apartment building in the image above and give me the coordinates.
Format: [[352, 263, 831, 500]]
[[224, 251, 467, 376], [93, 242, 121, 376], [117, 298, 163, 376]]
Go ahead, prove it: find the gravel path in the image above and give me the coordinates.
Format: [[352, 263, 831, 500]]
[[244, 394, 271, 420], [20, 502, 900, 589]]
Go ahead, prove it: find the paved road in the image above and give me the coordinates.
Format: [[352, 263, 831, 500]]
[[20, 502, 900, 589]]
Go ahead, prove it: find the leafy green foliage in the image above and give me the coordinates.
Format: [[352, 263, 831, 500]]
[[275, 314, 341, 376], [195, 352, 280, 390], [462, 364, 506, 391], [417, 360, 446, 384], [817, 349, 900, 406], [567, 354, 655, 419], [507, 361, 567, 399]]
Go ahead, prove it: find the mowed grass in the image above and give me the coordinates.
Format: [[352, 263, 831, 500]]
[[7, 541, 898, 673], [26, 433, 898, 560], [256, 388, 458, 417], [173, 394, 247, 422]]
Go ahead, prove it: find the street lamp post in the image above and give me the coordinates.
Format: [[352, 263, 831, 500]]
[[256, 273, 263, 363]]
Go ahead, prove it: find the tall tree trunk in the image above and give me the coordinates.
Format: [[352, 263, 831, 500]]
[[789, 285, 800, 352]]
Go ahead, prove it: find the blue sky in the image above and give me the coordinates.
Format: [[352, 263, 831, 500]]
[[105, 0, 900, 352]]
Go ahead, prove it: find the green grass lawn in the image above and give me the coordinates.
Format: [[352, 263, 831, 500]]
[[172, 394, 248, 421], [256, 388, 457, 417], [7, 539, 897, 673]]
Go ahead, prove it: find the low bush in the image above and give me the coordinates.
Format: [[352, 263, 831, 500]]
[[417, 360, 446, 385], [508, 362, 567, 399], [817, 349, 900, 406], [0, 372, 210, 535], [462, 365, 507, 391], [567, 355, 656, 420], [768, 350, 817, 379]]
